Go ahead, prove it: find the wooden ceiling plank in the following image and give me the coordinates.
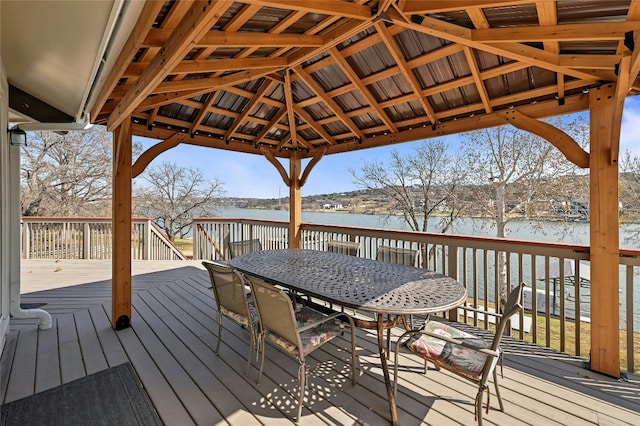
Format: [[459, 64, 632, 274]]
[[329, 47, 397, 131], [374, 21, 437, 124], [463, 46, 492, 113], [249, 0, 371, 20], [90, 0, 165, 120], [293, 66, 363, 138], [107, 0, 233, 131]]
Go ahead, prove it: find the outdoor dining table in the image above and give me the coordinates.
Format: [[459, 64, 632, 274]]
[[230, 248, 467, 425]]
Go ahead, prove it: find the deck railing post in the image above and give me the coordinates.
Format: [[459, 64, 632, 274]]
[[447, 244, 461, 321], [83, 222, 90, 259]]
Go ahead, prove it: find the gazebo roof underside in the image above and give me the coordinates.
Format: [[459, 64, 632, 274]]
[[92, 0, 640, 160]]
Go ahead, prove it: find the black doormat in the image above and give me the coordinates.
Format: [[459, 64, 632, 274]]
[[19, 303, 46, 309], [1, 362, 162, 426]]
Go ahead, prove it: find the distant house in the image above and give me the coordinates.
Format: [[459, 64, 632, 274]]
[[322, 202, 343, 209]]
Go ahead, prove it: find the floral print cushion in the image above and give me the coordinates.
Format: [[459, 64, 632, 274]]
[[406, 320, 492, 381], [265, 306, 345, 357], [220, 304, 258, 328]]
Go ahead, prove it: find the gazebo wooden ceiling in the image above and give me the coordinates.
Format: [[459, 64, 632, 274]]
[[92, 0, 639, 164], [93, 0, 639, 382]]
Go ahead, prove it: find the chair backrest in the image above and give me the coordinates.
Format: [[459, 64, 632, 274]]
[[327, 239, 360, 256], [228, 239, 262, 258], [244, 275, 301, 350], [202, 261, 251, 318], [491, 282, 526, 350], [376, 245, 419, 267]]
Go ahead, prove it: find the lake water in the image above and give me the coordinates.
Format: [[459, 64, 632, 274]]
[[218, 207, 640, 330], [218, 206, 640, 248]]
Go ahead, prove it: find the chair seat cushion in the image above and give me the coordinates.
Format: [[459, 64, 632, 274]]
[[220, 304, 258, 328], [266, 306, 345, 357], [406, 320, 491, 381]]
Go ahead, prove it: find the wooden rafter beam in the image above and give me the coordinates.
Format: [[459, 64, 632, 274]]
[[282, 69, 299, 150], [401, 0, 533, 14], [190, 91, 219, 136], [125, 58, 288, 77], [225, 81, 274, 140], [498, 109, 589, 168], [300, 148, 327, 186], [107, 0, 233, 131], [248, 0, 372, 20], [143, 29, 324, 48], [389, 12, 615, 82], [132, 132, 185, 177], [471, 22, 640, 43], [152, 68, 281, 94], [260, 146, 291, 186], [293, 104, 336, 145], [611, 55, 632, 163], [324, 94, 590, 156], [329, 47, 397, 132], [253, 108, 288, 147], [374, 21, 437, 124], [293, 66, 363, 138], [462, 46, 491, 113]]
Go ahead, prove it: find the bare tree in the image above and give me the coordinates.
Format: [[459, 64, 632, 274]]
[[461, 117, 587, 305], [620, 150, 640, 244], [135, 162, 224, 240], [350, 139, 469, 233], [20, 127, 127, 216]]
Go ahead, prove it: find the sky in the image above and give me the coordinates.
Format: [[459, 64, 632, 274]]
[[134, 97, 640, 199]]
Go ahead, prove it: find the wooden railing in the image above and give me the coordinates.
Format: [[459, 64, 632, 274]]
[[193, 217, 640, 373], [21, 217, 186, 260]]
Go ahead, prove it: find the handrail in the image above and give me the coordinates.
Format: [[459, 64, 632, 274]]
[[192, 216, 640, 373], [21, 217, 186, 260]]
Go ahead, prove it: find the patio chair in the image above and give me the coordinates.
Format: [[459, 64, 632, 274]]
[[393, 282, 525, 425], [376, 245, 420, 267], [202, 261, 258, 377], [376, 245, 421, 331], [228, 238, 262, 258], [244, 274, 358, 422], [327, 239, 360, 256]]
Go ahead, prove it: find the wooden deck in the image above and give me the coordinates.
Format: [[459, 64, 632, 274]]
[[2, 259, 639, 425]]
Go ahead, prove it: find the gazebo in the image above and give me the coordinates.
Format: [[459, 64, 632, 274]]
[[4, 0, 639, 380]]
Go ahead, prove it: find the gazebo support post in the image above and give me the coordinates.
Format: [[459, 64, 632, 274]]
[[289, 152, 302, 249], [112, 119, 133, 330], [588, 84, 621, 377]]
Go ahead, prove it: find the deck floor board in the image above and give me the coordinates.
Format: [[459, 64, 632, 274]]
[[2, 260, 639, 425]]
